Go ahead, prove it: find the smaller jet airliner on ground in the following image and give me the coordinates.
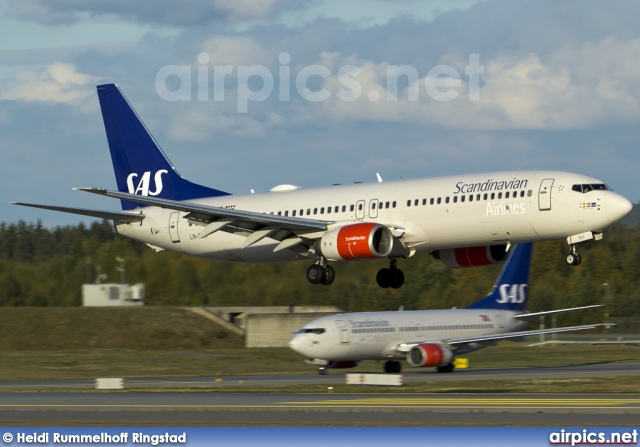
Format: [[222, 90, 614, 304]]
[[12, 84, 633, 288], [289, 243, 607, 374]]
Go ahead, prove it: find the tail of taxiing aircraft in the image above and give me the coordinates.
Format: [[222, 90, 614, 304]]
[[465, 243, 533, 312], [97, 84, 230, 210]]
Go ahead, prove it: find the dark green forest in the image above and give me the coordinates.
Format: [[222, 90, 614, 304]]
[[0, 218, 639, 324]]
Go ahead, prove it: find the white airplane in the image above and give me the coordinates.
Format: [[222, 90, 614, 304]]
[[289, 243, 607, 374], [12, 84, 633, 288]]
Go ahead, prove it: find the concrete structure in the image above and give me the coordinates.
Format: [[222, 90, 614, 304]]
[[82, 283, 144, 307], [187, 306, 341, 348], [245, 312, 339, 347]]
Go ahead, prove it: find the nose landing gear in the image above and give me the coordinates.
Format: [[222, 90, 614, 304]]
[[566, 245, 582, 266]]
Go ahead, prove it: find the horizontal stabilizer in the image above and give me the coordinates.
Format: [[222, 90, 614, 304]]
[[10, 202, 145, 223]]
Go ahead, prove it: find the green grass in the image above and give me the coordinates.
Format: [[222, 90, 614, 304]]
[[0, 307, 638, 394]]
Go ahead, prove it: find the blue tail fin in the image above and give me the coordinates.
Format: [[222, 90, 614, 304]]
[[465, 243, 533, 311], [97, 84, 230, 210]]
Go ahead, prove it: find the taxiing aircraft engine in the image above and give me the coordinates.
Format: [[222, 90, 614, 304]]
[[433, 244, 508, 269], [406, 343, 454, 367], [327, 361, 359, 369], [318, 223, 393, 261]]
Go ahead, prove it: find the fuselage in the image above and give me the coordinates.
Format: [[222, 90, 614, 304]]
[[288, 309, 528, 361], [114, 169, 632, 262]]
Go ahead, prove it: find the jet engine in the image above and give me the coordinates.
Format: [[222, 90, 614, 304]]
[[406, 343, 453, 367], [432, 244, 508, 269], [318, 223, 393, 261]]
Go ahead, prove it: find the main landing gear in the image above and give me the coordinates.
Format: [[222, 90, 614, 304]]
[[376, 257, 404, 289], [306, 262, 335, 286], [306, 257, 405, 288]]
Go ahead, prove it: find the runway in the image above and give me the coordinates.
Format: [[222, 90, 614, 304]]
[[1, 362, 639, 426]]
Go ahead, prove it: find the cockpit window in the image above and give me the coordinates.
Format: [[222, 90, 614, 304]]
[[572, 183, 610, 193], [293, 328, 325, 335]]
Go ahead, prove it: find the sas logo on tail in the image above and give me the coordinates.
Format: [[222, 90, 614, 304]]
[[496, 284, 527, 304], [127, 170, 168, 196]]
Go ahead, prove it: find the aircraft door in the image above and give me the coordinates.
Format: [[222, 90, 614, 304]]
[[355, 200, 366, 220], [335, 320, 351, 343], [169, 212, 181, 243], [369, 199, 379, 218], [538, 178, 554, 211]]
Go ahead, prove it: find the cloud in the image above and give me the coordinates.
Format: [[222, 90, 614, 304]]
[[0, 62, 99, 104], [4, 0, 304, 26]]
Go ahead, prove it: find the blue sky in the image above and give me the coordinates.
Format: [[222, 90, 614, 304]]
[[1, 0, 639, 227]]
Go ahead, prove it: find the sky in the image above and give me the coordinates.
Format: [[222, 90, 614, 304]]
[[1, 0, 639, 227]]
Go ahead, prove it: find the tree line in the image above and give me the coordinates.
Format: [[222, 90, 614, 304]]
[[0, 219, 638, 324]]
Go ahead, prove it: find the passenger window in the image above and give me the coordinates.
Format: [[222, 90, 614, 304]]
[[358, 203, 363, 210], [498, 192, 502, 199], [520, 191, 525, 198], [407, 200, 411, 207], [392, 201, 397, 208], [292, 210, 296, 216], [342, 205, 346, 212], [527, 190, 532, 197], [350, 204, 355, 212], [453, 196, 458, 203], [505, 192, 510, 199], [437, 197, 441, 204], [313, 208, 318, 215], [445, 197, 450, 204], [483, 193, 488, 200], [327, 207, 331, 214], [385, 202, 390, 208], [335, 206, 339, 213], [491, 193, 495, 200], [461, 195, 466, 202], [430, 198, 434, 205], [422, 199, 426, 205], [320, 207, 325, 214], [414, 199, 419, 206]]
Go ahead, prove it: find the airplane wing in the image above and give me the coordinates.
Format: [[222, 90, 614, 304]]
[[10, 202, 145, 223], [395, 323, 606, 352], [77, 187, 328, 251]]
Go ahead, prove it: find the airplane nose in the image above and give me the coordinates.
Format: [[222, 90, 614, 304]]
[[605, 192, 633, 224], [288, 336, 303, 355]]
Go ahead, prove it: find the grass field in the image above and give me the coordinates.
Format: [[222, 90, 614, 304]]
[[0, 307, 638, 394]]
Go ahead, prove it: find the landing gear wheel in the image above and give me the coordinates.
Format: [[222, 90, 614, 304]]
[[391, 269, 404, 289], [566, 253, 582, 266], [318, 367, 328, 375], [322, 265, 335, 285], [307, 264, 326, 284], [384, 360, 402, 374], [376, 268, 393, 288], [376, 258, 405, 288], [436, 362, 455, 373]]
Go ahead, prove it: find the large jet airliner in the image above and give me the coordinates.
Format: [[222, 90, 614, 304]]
[[12, 84, 633, 288], [289, 243, 606, 374]]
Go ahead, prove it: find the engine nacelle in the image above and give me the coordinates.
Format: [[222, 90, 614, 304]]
[[406, 343, 453, 367], [433, 244, 508, 269], [319, 223, 393, 261]]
